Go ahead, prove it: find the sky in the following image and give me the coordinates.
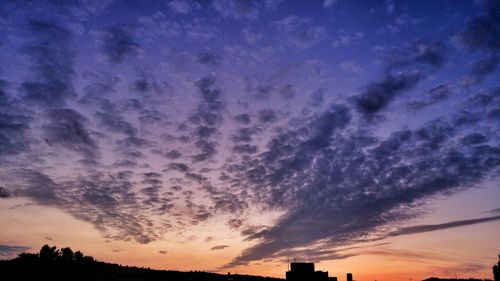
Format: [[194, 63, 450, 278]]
[[0, 0, 499, 280]]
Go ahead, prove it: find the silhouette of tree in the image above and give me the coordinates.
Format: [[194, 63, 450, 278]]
[[60, 247, 74, 261], [494, 254, 500, 281], [17, 252, 39, 262], [74, 250, 84, 261], [39, 245, 59, 261], [0, 245, 290, 281]]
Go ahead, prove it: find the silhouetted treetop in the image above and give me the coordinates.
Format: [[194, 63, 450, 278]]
[[0, 245, 282, 281]]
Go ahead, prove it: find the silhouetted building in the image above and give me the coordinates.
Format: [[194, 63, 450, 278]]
[[286, 262, 335, 281], [347, 273, 353, 281]]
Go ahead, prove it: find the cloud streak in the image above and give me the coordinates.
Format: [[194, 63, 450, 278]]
[[382, 215, 500, 238]]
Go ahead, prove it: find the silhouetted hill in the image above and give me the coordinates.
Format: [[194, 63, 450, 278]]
[[0, 245, 283, 281]]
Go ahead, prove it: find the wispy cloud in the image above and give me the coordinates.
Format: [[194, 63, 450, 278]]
[[211, 245, 230, 251], [380, 215, 500, 240], [0, 245, 31, 259]]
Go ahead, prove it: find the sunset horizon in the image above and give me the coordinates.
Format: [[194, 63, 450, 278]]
[[0, 1, 499, 281]]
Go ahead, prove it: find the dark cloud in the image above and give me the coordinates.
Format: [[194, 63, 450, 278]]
[[232, 144, 258, 154], [189, 76, 225, 162], [462, 54, 499, 86], [456, 0, 500, 51], [0, 80, 9, 106], [170, 185, 183, 191], [279, 84, 295, 100], [240, 226, 265, 237], [463, 88, 500, 107], [211, 245, 230, 250], [193, 207, 212, 223], [164, 149, 182, 159], [258, 109, 278, 123], [460, 133, 488, 146], [43, 108, 98, 159], [139, 109, 167, 125], [0, 112, 31, 157], [246, 83, 274, 101], [5, 168, 169, 244], [132, 80, 150, 93], [81, 71, 120, 100], [232, 104, 351, 208], [112, 159, 138, 168], [231, 126, 260, 143], [100, 24, 140, 63], [195, 51, 221, 66], [407, 82, 452, 111], [140, 170, 170, 214], [383, 215, 500, 238], [0, 187, 12, 198], [0, 245, 30, 258], [94, 100, 147, 152], [309, 88, 326, 107], [20, 20, 76, 107], [424, 83, 451, 100], [13, 169, 60, 205], [383, 41, 447, 70], [185, 172, 207, 184], [227, 218, 243, 229], [233, 113, 251, 125], [191, 140, 218, 162], [355, 71, 422, 114], [484, 208, 500, 214], [223, 99, 498, 267], [143, 172, 161, 180], [202, 185, 248, 216], [462, 87, 500, 122], [63, 172, 164, 244], [130, 70, 163, 93], [168, 162, 190, 172], [354, 40, 447, 115], [158, 250, 168, 254]]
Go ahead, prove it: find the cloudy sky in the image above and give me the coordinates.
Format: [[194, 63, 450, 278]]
[[0, 0, 499, 280]]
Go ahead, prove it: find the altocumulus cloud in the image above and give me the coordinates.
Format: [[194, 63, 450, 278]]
[[222, 88, 499, 267]]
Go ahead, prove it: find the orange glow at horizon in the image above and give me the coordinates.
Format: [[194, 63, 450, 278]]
[[1, 187, 499, 281]]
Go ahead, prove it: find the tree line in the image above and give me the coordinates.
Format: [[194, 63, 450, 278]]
[[0, 245, 283, 281], [1, 245, 498, 281]]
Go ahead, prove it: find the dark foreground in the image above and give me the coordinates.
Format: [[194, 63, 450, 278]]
[[1, 246, 498, 281], [0, 245, 282, 281]]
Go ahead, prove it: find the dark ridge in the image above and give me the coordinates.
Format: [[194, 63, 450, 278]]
[[0, 245, 283, 281], [1, 246, 497, 281]]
